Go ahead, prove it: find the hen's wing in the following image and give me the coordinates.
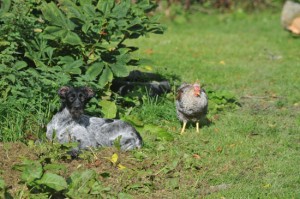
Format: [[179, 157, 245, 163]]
[[176, 83, 191, 101]]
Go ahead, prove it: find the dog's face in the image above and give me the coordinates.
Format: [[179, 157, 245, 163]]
[[58, 86, 94, 119]]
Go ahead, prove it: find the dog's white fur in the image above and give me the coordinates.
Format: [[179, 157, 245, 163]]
[[47, 104, 142, 151]]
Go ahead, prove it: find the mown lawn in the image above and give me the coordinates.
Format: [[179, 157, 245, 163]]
[[127, 10, 300, 198], [1, 11, 300, 198]]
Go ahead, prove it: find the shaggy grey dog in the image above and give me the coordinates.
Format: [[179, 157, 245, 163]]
[[46, 86, 142, 151]]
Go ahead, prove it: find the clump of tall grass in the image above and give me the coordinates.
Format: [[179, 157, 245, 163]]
[[0, 96, 58, 142]]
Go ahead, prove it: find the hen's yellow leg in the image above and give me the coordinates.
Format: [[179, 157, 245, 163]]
[[180, 122, 187, 134], [196, 122, 199, 133]]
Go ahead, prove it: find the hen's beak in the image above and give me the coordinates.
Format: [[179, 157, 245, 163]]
[[194, 90, 200, 96]]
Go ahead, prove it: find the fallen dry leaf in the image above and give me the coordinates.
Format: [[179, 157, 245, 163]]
[[144, 48, 154, 55], [94, 159, 102, 167], [216, 146, 223, 153], [219, 60, 226, 65], [118, 164, 126, 170], [214, 128, 220, 133], [192, 154, 201, 159]]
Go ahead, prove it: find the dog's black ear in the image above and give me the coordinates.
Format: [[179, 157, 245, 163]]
[[84, 87, 95, 99], [58, 86, 70, 98]]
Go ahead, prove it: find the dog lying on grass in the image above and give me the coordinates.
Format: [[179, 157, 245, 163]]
[[46, 86, 142, 151]]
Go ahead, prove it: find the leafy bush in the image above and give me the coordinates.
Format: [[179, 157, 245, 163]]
[[10, 143, 126, 198], [0, 0, 164, 141], [13, 159, 111, 198]]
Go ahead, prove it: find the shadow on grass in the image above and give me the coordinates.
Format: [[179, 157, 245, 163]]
[[111, 70, 181, 97]]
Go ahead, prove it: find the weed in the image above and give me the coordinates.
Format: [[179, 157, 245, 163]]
[[12, 158, 111, 198]]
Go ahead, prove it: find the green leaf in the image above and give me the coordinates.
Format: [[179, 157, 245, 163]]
[[122, 115, 144, 127], [0, 64, 7, 72], [116, 19, 128, 28], [136, 0, 157, 12], [86, 61, 104, 81], [20, 161, 43, 183], [41, 2, 76, 30], [156, 130, 174, 141], [0, 0, 11, 17], [67, 169, 97, 196], [98, 66, 113, 88], [90, 181, 110, 194], [37, 173, 68, 191], [0, 177, 5, 190], [14, 61, 27, 71], [97, 0, 115, 16], [6, 74, 15, 83], [43, 26, 67, 40], [99, 100, 117, 118], [110, 53, 130, 77], [58, 0, 83, 20], [44, 27, 79, 46], [62, 58, 83, 74], [112, 0, 131, 18], [0, 177, 5, 199], [100, 40, 119, 50], [110, 63, 129, 77], [128, 17, 143, 30], [113, 136, 122, 150], [45, 47, 55, 61], [79, 0, 92, 6], [69, 169, 97, 186], [128, 24, 144, 32], [220, 90, 235, 100], [82, 4, 97, 18], [118, 53, 131, 62], [44, 163, 67, 172], [58, 55, 74, 64], [62, 31, 82, 45], [82, 23, 91, 34], [141, 124, 174, 141]]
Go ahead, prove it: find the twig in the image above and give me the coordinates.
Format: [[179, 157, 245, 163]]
[[87, 146, 98, 160]]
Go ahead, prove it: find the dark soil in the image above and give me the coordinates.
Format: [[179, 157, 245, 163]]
[[0, 142, 143, 197], [0, 141, 224, 198], [0, 142, 38, 195]]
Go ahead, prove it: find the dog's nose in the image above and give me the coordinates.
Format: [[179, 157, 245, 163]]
[[74, 105, 81, 110], [73, 99, 82, 109], [74, 106, 81, 110]]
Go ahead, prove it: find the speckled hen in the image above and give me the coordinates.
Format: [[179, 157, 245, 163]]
[[175, 83, 208, 134]]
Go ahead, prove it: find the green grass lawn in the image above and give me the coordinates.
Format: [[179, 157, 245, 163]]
[[1, 11, 300, 198], [126, 11, 300, 198]]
